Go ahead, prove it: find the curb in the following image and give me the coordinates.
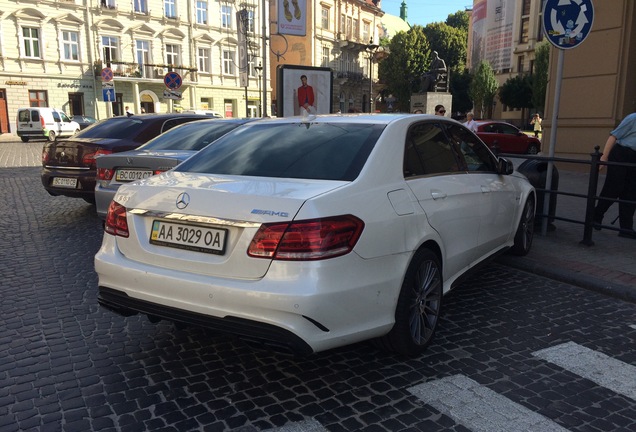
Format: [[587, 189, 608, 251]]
[[497, 255, 636, 304]]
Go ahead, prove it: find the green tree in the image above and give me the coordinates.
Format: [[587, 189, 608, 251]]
[[532, 41, 550, 113], [423, 22, 467, 74], [445, 10, 470, 33], [499, 74, 534, 109], [470, 61, 498, 118], [450, 69, 473, 115], [378, 26, 430, 112]]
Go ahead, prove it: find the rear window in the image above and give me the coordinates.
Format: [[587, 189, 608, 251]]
[[75, 117, 150, 140], [138, 121, 245, 151], [176, 122, 384, 181]]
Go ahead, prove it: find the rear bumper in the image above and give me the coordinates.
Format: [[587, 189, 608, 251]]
[[95, 184, 117, 219], [41, 167, 96, 199], [98, 286, 314, 355]]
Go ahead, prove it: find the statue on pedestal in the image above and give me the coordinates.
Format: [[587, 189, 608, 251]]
[[419, 51, 447, 93]]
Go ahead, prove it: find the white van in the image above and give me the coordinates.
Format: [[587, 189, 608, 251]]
[[16, 108, 80, 142], [181, 109, 223, 118]]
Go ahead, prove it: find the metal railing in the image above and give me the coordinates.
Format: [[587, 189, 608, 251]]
[[497, 146, 636, 246]]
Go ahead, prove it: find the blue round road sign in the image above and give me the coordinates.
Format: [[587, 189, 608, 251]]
[[543, 0, 594, 49], [164, 72, 182, 90]]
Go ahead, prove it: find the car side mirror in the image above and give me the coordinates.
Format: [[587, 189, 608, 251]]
[[498, 157, 514, 175]]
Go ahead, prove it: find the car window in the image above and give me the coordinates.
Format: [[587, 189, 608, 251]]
[[176, 122, 384, 181], [52, 111, 61, 122], [75, 117, 148, 139], [403, 122, 461, 177], [139, 121, 244, 151], [482, 124, 496, 133], [500, 124, 518, 135], [445, 124, 498, 173], [18, 111, 29, 122], [60, 112, 71, 123], [31, 111, 39, 122]]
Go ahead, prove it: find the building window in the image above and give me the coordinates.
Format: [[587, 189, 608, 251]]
[[196, 1, 207, 24], [346, 16, 352, 39], [101, 0, 116, 9], [321, 46, 330, 67], [29, 90, 47, 107], [321, 6, 329, 29], [340, 14, 345, 35], [134, 0, 148, 14], [517, 55, 524, 73], [166, 44, 180, 66], [61, 31, 79, 61], [221, 5, 232, 28], [353, 19, 359, 41], [136, 40, 151, 76], [165, 0, 176, 18], [22, 27, 41, 59], [198, 47, 210, 73], [519, 17, 529, 44], [362, 21, 370, 43], [248, 55, 256, 77], [102, 36, 119, 66], [223, 49, 235, 75], [245, 9, 255, 33]]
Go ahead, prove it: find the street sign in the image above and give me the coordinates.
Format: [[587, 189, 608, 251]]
[[102, 81, 115, 102], [101, 67, 113, 82], [543, 0, 594, 50], [164, 72, 182, 89], [163, 89, 182, 100]]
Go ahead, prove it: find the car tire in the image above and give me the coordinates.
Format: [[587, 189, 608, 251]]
[[48, 131, 56, 142], [510, 198, 535, 256], [377, 248, 442, 356], [20, 136, 29, 143], [526, 144, 539, 155]]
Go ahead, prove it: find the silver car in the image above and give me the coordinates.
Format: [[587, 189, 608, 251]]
[[95, 118, 255, 218]]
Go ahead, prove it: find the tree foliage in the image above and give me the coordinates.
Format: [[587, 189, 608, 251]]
[[422, 22, 467, 73], [469, 61, 498, 118], [446, 10, 470, 33], [499, 74, 534, 109], [378, 26, 430, 112], [532, 41, 550, 113]]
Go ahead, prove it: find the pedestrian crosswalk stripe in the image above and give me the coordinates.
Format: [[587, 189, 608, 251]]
[[408, 374, 570, 432], [532, 341, 636, 401]]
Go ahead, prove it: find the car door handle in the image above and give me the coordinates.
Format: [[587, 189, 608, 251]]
[[481, 186, 491, 193], [431, 190, 447, 200]]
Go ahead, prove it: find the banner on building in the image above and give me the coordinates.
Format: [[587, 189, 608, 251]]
[[278, 0, 307, 36], [471, 0, 515, 72]]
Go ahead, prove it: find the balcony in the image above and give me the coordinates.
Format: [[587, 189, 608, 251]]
[[94, 61, 198, 80]]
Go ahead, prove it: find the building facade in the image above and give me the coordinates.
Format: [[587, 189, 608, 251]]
[[469, 0, 636, 157], [269, 0, 384, 115], [0, 0, 269, 133]]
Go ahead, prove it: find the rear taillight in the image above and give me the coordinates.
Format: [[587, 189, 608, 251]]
[[42, 150, 49, 164], [104, 201, 129, 238], [247, 215, 364, 261], [153, 169, 167, 175], [40, 116, 46, 129], [97, 168, 114, 181], [83, 149, 112, 167]]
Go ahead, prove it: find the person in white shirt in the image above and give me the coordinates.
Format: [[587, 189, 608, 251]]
[[464, 112, 477, 132]]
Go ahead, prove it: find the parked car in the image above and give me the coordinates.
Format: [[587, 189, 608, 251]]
[[474, 120, 542, 154], [16, 107, 80, 142], [181, 109, 223, 118], [95, 118, 256, 218], [95, 114, 535, 356], [72, 115, 98, 130], [41, 113, 208, 203]]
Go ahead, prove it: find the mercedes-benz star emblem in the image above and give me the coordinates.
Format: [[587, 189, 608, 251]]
[[176, 192, 190, 209]]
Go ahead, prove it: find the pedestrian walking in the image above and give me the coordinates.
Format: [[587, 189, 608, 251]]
[[531, 113, 542, 138], [593, 112, 636, 238], [464, 112, 478, 132]]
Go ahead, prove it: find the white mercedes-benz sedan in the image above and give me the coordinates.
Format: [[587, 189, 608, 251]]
[[95, 114, 535, 356]]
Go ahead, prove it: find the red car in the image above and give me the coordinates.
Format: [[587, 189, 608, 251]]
[[474, 120, 541, 155]]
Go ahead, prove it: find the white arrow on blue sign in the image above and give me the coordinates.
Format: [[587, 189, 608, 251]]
[[542, 0, 594, 50]]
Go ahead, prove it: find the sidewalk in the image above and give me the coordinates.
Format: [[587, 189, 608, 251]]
[[1, 131, 634, 302]]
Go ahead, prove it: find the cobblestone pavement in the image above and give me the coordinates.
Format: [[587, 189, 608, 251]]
[[1, 165, 635, 431]]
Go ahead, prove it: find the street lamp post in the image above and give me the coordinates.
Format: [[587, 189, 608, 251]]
[[367, 42, 379, 113], [255, 63, 263, 117]]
